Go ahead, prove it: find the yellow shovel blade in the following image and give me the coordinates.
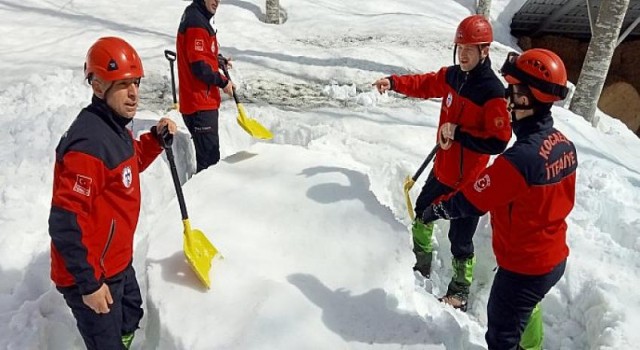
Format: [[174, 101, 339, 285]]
[[403, 176, 416, 220], [236, 103, 274, 140], [182, 219, 220, 289]]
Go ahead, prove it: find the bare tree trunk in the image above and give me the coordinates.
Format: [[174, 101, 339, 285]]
[[266, 0, 280, 24], [569, 0, 630, 126], [476, 0, 491, 18]]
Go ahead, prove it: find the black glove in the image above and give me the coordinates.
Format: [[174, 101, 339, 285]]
[[151, 125, 173, 148], [217, 54, 229, 68], [421, 204, 439, 223]]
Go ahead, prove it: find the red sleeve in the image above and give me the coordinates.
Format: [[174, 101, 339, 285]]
[[483, 98, 511, 141], [134, 132, 163, 172], [49, 152, 106, 292], [461, 155, 528, 212], [184, 27, 219, 71], [390, 67, 448, 99], [52, 152, 105, 215], [460, 97, 511, 142]]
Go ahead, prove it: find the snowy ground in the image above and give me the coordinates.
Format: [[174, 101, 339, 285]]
[[1, 0, 640, 349]]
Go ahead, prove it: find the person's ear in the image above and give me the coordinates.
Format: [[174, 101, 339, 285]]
[[481, 45, 490, 59], [91, 78, 105, 98]]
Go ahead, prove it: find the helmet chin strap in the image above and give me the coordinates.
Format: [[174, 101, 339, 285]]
[[506, 85, 534, 121], [508, 101, 533, 122], [453, 44, 457, 65]]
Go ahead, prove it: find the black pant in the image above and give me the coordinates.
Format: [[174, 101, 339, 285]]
[[485, 260, 566, 349], [182, 110, 220, 173], [58, 265, 143, 350], [415, 171, 479, 259]]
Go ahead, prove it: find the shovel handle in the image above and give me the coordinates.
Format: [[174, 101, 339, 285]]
[[164, 50, 176, 62], [164, 50, 178, 107], [158, 125, 174, 148]]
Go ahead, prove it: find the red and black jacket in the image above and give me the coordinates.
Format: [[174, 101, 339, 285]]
[[428, 112, 577, 275], [176, 0, 228, 115], [390, 57, 511, 188], [48, 96, 162, 295]]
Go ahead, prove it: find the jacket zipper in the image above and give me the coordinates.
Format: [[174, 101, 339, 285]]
[[453, 72, 468, 187], [100, 219, 116, 272]]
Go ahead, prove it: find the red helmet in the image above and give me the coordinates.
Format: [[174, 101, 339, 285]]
[[500, 48, 568, 103], [455, 15, 493, 45], [84, 37, 144, 82]]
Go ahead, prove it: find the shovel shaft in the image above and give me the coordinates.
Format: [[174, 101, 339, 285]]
[[404, 145, 438, 220], [412, 145, 439, 182], [165, 146, 189, 221], [220, 63, 241, 105]]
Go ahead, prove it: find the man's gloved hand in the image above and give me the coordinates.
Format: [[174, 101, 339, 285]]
[[218, 54, 232, 69], [421, 204, 439, 223], [151, 117, 177, 149]]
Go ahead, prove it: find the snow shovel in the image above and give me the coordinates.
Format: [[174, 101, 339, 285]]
[[164, 50, 179, 111], [404, 145, 438, 220], [159, 127, 219, 288], [219, 62, 274, 140]]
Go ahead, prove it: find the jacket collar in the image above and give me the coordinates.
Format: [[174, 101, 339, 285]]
[[466, 56, 492, 77], [193, 0, 214, 20], [512, 110, 554, 139], [88, 95, 132, 131]]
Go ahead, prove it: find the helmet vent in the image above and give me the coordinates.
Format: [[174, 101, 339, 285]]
[[526, 59, 550, 78], [107, 59, 118, 72]]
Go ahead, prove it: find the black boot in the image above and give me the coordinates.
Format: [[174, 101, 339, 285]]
[[440, 255, 475, 312]]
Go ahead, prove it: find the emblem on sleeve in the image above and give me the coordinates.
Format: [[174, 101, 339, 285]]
[[122, 166, 133, 188], [73, 175, 92, 196], [473, 174, 491, 192], [494, 117, 504, 128], [446, 92, 453, 107], [195, 39, 204, 52]]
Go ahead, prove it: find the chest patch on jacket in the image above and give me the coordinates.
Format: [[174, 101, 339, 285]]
[[73, 174, 92, 196], [122, 166, 133, 188]]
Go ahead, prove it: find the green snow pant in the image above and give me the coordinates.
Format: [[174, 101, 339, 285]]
[[519, 304, 543, 350], [412, 219, 434, 277]]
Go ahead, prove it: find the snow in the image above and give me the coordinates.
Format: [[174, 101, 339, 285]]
[[1, 0, 639, 349]]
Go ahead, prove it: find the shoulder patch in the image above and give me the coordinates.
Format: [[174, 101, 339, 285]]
[[195, 39, 204, 52], [473, 174, 491, 192], [73, 174, 92, 196]]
